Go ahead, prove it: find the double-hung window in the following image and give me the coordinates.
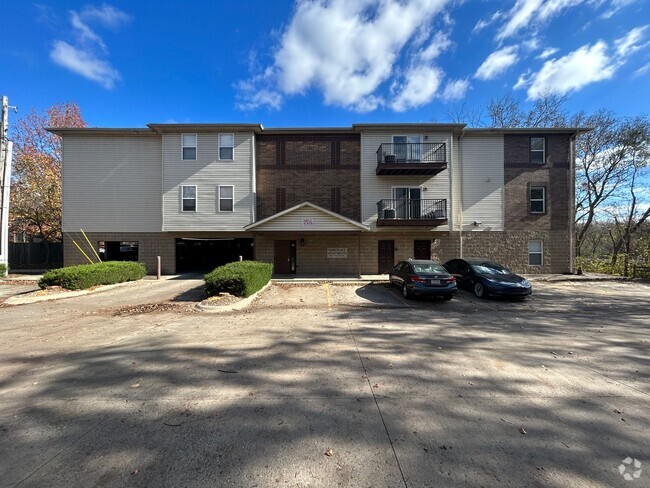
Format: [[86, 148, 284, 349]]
[[219, 185, 234, 212], [182, 185, 197, 212], [530, 137, 545, 164], [528, 240, 543, 266], [219, 134, 234, 160], [182, 134, 197, 160], [530, 186, 546, 214]]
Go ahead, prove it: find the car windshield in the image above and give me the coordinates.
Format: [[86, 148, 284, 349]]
[[470, 262, 510, 275], [412, 263, 446, 274]]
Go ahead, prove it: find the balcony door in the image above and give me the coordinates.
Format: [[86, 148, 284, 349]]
[[393, 135, 421, 163], [393, 187, 421, 219]]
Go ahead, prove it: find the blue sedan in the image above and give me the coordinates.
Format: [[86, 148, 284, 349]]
[[443, 258, 532, 299]]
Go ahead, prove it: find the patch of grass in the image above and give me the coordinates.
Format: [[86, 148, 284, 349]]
[[39, 261, 147, 290], [204, 261, 273, 298], [0, 263, 6, 277]]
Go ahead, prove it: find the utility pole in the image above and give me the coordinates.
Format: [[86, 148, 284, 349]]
[[0, 96, 18, 276]]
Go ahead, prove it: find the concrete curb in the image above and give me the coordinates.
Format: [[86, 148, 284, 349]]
[[4, 280, 142, 306], [196, 280, 273, 314]]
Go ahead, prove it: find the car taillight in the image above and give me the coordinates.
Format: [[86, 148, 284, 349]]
[[447, 276, 456, 283], [410, 275, 425, 283]]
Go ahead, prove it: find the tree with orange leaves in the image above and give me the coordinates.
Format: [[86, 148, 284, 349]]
[[10, 102, 86, 243]]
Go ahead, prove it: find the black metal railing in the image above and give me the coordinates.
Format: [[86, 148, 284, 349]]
[[376, 143, 446, 164], [377, 199, 447, 220]]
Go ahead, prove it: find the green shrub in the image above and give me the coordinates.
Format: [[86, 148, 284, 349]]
[[39, 261, 147, 290], [0, 263, 7, 277], [204, 261, 273, 298]]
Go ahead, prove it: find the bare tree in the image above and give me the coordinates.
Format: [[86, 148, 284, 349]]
[[573, 111, 640, 256], [486, 93, 568, 128], [605, 116, 650, 275], [442, 101, 485, 127]]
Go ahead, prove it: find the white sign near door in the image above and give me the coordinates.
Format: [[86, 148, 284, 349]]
[[327, 248, 348, 259]]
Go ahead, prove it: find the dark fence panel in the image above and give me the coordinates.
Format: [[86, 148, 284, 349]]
[[8, 242, 63, 270]]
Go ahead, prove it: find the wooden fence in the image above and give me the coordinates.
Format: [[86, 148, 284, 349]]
[[8, 242, 63, 270], [632, 265, 650, 279]]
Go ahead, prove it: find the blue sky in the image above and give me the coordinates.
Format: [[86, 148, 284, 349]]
[[2, 0, 649, 128]]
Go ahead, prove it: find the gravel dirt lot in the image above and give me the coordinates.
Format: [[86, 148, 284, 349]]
[[0, 278, 648, 487]]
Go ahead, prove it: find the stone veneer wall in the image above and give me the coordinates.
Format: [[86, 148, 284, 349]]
[[255, 233, 360, 275], [64, 232, 175, 274]]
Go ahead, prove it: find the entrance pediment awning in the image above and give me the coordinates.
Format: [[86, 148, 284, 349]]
[[244, 202, 369, 232]]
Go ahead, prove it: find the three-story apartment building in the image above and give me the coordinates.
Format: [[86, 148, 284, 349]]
[[50, 122, 586, 276]]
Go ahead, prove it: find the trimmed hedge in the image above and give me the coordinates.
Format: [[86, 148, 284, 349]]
[[0, 263, 6, 277], [39, 261, 147, 290], [204, 261, 273, 298]]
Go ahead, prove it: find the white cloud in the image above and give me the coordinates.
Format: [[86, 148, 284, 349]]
[[236, 0, 453, 111], [516, 41, 614, 99], [516, 26, 649, 99], [390, 65, 443, 111], [496, 0, 595, 40], [70, 11, 106, 50], [474, 46, 518, 80], [472, 10, 504, 33], [418, 31, 452, 62], [50, 4, 129, 89], [615, 25, 649, 56], [441, 79, 470, 101], [537, 47, 559, 59], [634, 62, 650, 78], [79, 4, 131, 28], [50, 41, 120, 89], [602, 0, 641, 18]]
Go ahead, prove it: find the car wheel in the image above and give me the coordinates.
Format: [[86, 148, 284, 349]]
[[442, 295, 453, 301], [474, 282, 487, 298], [402, 284, 412, 299]]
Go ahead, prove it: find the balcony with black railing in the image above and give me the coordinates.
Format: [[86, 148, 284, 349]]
[[376, 142, 447, 175], [376, 199, 448, 227]]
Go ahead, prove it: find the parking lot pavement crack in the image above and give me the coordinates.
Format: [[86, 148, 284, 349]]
[[348, 324, 409, 488]]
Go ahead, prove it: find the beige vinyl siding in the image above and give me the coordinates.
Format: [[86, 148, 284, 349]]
[[460, 134, 504, 231], [62, 135, 162, 232], [451, 134, 462, 231], [360, 131, 452, 231], [163, 132, 254, 231], [251, 206, 363, 232]]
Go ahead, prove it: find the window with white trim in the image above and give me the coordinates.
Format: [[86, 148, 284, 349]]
[[530, 186, 546, 214], [182, 134, 197, 160], [181, 185, 197, 212], [218, 185, 234, 212], [219, 133, 234, 160], [530, 137, 545, 164], [528, 240, 543, 266]]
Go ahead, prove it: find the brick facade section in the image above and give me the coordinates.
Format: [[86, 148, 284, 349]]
[[503, 134, 574, 273], [256, 134, 361, 221]]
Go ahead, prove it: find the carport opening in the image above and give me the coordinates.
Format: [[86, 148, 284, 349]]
[[175, 238, 254, 273], [98, 241, 139, 262]]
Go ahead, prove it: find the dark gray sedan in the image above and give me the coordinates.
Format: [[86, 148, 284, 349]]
[[389, 260, 458, 300], [443, 258, 532, 299]]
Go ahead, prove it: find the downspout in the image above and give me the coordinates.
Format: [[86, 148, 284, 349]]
[[569, 133, 577, 274], [458, 128, 465, 258]]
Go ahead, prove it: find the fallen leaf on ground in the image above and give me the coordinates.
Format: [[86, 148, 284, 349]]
[[131, 383, 140, 388], [325, 449, 333, 457], [131, 469, 139, 475], [519, 427, 527, 435]]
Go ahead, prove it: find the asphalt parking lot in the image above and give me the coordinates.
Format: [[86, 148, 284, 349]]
[[0, 278, 648, 487]]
